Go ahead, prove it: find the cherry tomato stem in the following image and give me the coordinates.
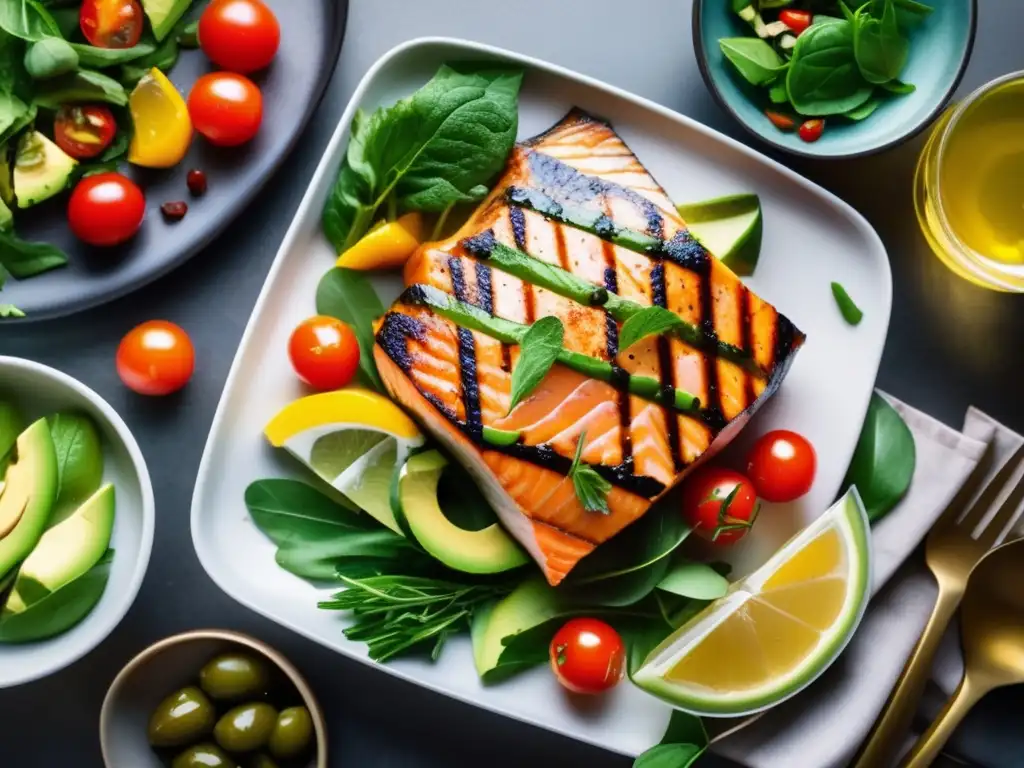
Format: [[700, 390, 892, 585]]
[[550, 618, 625, 695], [682, 467, 760, 546]]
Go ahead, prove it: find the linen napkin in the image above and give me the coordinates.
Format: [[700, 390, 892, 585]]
[[711, 393, 996, 768]]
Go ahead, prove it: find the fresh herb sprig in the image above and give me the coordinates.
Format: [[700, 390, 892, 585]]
[[568, 430, 612, 514], [508, 315, 563, 412]]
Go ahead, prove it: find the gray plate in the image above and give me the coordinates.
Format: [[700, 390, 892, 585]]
[[5, 0, 348, 321]]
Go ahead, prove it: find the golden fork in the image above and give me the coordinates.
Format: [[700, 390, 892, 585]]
[[853, 442, 1024, 768], [902, 536, 1024, 766]]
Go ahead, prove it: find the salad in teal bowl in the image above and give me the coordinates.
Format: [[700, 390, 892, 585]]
[[693, 0, 977, 158]]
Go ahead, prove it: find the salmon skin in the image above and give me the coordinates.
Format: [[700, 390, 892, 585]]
[[373, 109, 805, 586]]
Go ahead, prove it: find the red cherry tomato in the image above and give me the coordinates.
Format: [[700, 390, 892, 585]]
[[746, 430, 817, 503], [79, 0, 144, 48], [117, 320, 195, 396], [53, 105, 117, 159], [188, 72, 263, 147], [681, 467, 759, 546], [288, 316, 360, 391], [199, 0, 281, 73], [779, 9, 813, 35], [799, 119, 825, 143], [550, 618, 625, 695], [67, 173, 145, 247]]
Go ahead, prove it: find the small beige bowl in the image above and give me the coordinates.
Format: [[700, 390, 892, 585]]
[[100, 630, 327, 768]]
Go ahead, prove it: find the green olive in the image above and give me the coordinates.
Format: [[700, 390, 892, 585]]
[[199, 653, 272, 701], [214, 702, 278, 753], [245, 755, 280, 768], [171, 743, 237, 768], [148, 686, 216, 747], [267, 706, 314, 759]]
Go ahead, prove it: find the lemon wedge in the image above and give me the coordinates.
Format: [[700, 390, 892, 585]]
[[128, 68, 192, 168], [336, 213, 423, 270], [264, 390, 424, 533], [634, 489, 871, 716]]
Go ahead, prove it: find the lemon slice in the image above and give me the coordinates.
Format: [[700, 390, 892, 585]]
[[128, 68, 192, 168], [264, 390, 424, 533], [634, 489, 871, 716]]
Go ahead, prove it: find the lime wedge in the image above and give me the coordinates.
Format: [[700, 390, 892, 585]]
[[677, 193, 762, 276]]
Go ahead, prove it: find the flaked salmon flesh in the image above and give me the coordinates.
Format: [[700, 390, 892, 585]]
[[373, 110, 805, 585]]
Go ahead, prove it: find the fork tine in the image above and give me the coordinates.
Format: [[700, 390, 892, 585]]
[[956, 442, 1024, 533], [976, 463, 1024, 548], [934, 439, 997, 530]]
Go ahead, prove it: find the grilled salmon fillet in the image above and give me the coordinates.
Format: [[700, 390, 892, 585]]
[[373, 110, 805, 585]]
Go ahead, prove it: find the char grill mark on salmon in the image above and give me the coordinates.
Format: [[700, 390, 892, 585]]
[[374, 109, 805, 585]]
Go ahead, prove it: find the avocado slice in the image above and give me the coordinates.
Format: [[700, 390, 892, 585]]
[[677, 194, 763, 277], [3, 484, 114, 614], [0, 419, 58, 577], [140, 0, 193, 41], [391, 450, 528, 575], [471, 578, 563, 679], [13, 131, 77, 210], [0, 142, 15, 207]]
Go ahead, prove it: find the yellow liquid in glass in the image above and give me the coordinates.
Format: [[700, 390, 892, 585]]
[[940, 78, 1024, 265]]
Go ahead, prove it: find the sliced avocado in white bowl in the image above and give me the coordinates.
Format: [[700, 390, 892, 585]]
[[391, 450, 528, 575]]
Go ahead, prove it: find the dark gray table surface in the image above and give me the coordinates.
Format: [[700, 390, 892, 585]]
[[2, 1, 1023, 766]]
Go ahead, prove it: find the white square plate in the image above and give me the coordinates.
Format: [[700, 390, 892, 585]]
[[191, 37, 892, 757]]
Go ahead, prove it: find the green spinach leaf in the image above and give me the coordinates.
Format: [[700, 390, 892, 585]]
[[786, 20, 873, 117], [844, 95, 882, 120], [619, 305, 685, 352], [322, 63, 523, 252], [633, 710, 708, 768], [769, 82, 790, 104], [831, 281, 863, 325], [33, 68, 128, 107], [566, 556, 672, 607], [843, 392, 915, 522], [718, 37, 787, 86], [119, 32, 180, 86], [244, 479, 377, 548], [46, 411, 103, 516], [657, 560, 729, 600], [315, 267, 385, 391], [0, 303, 24, 318], [0, 0, 60, 42], [854, 0, 908, 85], [509, 315, 563, 412], [70, 41, 157, 68], [880, 78, 916, 94], [0, 230, 68, 278]]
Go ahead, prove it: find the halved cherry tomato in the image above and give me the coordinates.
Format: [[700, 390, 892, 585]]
[[550, 618, 625, 695], [80, 0, 144, 49], [746, 430, 817, 503], [799, 119, 825, 143], [117, 320, 195, 395], [199, 0, 281, 74], [54, 105, 117, 160], [765, 110, 797, 132], [681, 467, 759, 546], [289, 316, 360, 391], [779, 9, 813, 35], [67, 172, 145, 247], [188, 72, 263, 146]]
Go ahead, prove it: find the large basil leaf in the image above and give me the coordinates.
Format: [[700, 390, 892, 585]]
[[245, 479, 376, 547], [508, 316, 562, 412], [853, 0, 908, 85], [0, 0, 60, 42], [33, 69, 128, 108], [322, 64, 522, 251], [0, 551, 112, 643], [842, 392, 915, 522], [315, 267, 385, 391], [786, 20, 874, 117], [0, 230, 68, 278]]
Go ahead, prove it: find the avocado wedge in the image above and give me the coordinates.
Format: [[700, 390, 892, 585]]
[[677, 193, 763, 277], [0, 419, 58, 577], [391, 450, 528, 575]]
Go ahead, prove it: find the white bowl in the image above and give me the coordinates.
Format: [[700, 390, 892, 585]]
[[0, 356, 154, 687]]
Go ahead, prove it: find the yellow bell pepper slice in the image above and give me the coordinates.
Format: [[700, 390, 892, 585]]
[[128, 68, 193, 169], [336, 213, 423, 271]]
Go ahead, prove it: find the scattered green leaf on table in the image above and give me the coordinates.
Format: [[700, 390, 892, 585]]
[[718, 37, 787, 86], [509, 315, 563, 411], [322, 63, 523, 252], [853, 0, 909, 85], [0, 551, 112, 643], [786, 21, 874, 117], [657, 560, 729, 601], [315, 267, 385, 391], [831, 281, 863, 325], [843, 392, 916, 522]]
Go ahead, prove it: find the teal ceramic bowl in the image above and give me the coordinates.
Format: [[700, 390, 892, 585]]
[[693, 0, 977, 158]]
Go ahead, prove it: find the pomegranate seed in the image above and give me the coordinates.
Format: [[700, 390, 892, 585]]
[[799, 119, 825, 143], [161, 201, 188, 221], [765, 110, 797, 132], [186, 169, 207, 196]]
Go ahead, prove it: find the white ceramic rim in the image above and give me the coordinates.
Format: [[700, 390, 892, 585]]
[[0, 355, 155, 687], [191, 35, 893, 756]]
